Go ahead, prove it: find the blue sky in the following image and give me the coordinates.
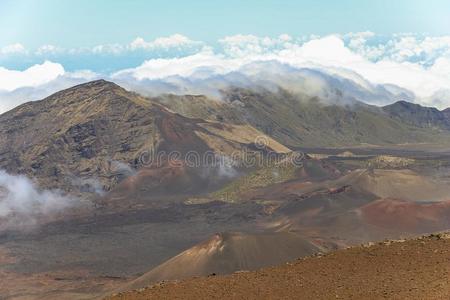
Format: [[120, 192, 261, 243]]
[[1, 0, 450, 48], [1, 0, 450, 72]]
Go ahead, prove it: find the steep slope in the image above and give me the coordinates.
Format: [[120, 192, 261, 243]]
[[152, 87, 450, 147], [443, 107, 450, 119], [383, 100, 450, 129], [107, 233, 450, 300], [0, 80, 287, 195], [0, 80, 160, 192], [118, 231, 321, 291]]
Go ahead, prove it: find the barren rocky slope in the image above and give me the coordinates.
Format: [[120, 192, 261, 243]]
[[0, 80, 287, 195], [153, 87, 450, 147], [2, 79, 449, 196], [2, 80, 450, 300], [107, 233, 450, 300], [118, 232, 321, 292]]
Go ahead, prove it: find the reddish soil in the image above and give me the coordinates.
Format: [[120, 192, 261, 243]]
[[156, 109, 209, 154], [106, 233, 450, 300], [360, 198, 450, 232], [117, 232, 320, 291], [118, 160, 186, 191]]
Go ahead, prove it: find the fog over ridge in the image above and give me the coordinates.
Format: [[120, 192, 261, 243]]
[[1, 34, 450, 113]]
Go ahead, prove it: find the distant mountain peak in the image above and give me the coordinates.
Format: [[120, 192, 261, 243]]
[[383, 100, 450, 129], [385, 100, 444, 112], [75, 79, 120, 89], [32, 79, 153, 111], [50, 79, 124, 97]]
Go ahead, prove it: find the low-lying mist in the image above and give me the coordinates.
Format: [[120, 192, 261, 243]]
[[114, 61, 413, 107], [0, 60, 417, 116], [0, 170, 79, 231]]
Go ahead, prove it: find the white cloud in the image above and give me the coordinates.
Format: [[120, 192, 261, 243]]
[[430, 57, 450, 77], [219, 34, 268, 57], [129, 34, 201, 51], [61, 34, 202, 55], [114, 47, 241, 80], [113, 34, 450, 108], [346, 33, 450, 65], [268, 36, 450, 99], [36, 44, 63, 55], [3, 33, 450, 109], [0, 43, 27, 55], [0, 61, 65, 92], [0, 68, 98, 114], [116, 35, 361, 82], [279, 35, 365, 66], [116, 35, 351, 83], [0, 170, 77, 231], [129, 37, 147, 50], [219, 34, 295, 57], [279, 34, 293, 42], [66, 69, 99, 80], [344, 32, 386, 61], [92, 43, 124, 55]]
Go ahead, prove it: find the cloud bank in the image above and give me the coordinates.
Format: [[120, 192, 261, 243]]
[[0, 61, 65, 92], [1, 33, 450, 111], [0, 65, 99, 113], [114, 35, 450, 105], [0, 43, 27, 55]]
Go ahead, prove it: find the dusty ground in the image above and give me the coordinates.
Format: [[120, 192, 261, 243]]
[[2, 151, 450, 299], [107, 233, 450, 300], [0, 269, 124, 300]]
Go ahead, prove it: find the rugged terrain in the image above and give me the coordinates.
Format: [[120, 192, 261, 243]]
[[119, 232, 321, 292], [107, 233, 450, 300], [0, 80, 287, 195], [1, 80, 450, 196], [153, 87, 450, 147], [1, 80, 450, 299]]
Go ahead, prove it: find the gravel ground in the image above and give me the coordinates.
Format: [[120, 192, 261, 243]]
[[107, 233, 450, 300]]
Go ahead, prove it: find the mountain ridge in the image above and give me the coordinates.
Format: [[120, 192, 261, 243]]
[[383, 100, 450, 129], [2, 79, 450, 195], [0, 80, 285, 195], [152, 86, 450, 147]]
